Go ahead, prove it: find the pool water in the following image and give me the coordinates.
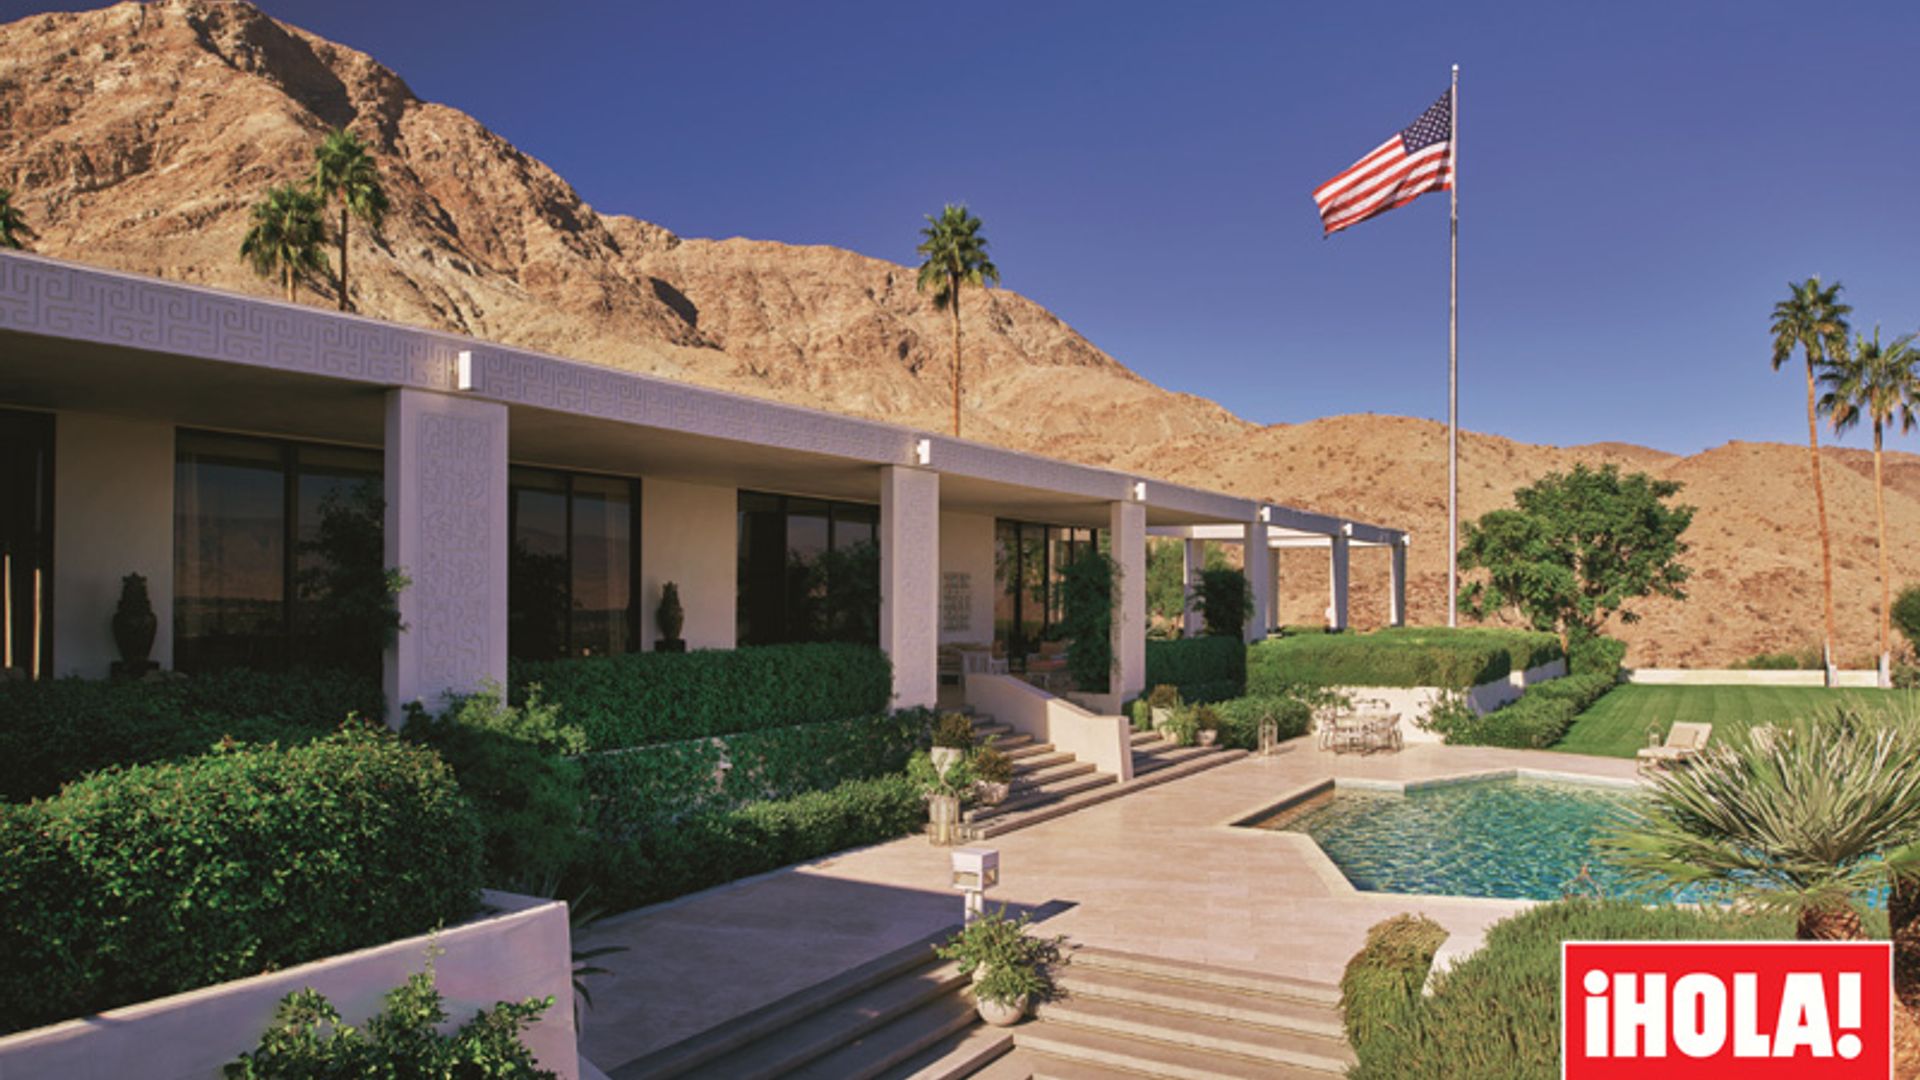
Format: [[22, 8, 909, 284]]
[[1249, 778, 1649, 901]]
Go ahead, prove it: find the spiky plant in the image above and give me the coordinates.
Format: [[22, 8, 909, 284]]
[[0, 188, 34, 250], [1602, 708, 1920, 943], [914, 204, 999, 437], [240, 183, 330, 302], [310, 128, 388, 312], [1769, 277, 1852, 682]]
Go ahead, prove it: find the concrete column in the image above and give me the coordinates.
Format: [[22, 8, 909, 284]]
[[880, 466, 940, 709], [1244, 520, 1273, 643], [1110, 500, 1147, 701], [1181, 538, 1204, 638], [1268, 547, 1283, 634], [1389, 540, 1408, 627], [383, 388, 509, 727], [1328, 534, 1351, 632]]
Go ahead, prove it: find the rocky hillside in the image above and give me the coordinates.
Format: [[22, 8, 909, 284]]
[[2, 0, 1915, 665]]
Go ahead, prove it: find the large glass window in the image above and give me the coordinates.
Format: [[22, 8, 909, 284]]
[[736, 491, 880, 646], [508, 467, 640, 661], [993, 519, 1102, 666], [0, 409, 54, 680], [174, 431, 383, 674]]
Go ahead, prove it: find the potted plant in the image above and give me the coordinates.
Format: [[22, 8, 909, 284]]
[[972, 740, 1014, 806], [1194, 704, 1221, 748], [654, 582, 686, 652], [1162, 705, 1199, 748], [111, 572, 158, 676], [1147, 684, 1180, 731], [930, 712, 976, 776], [910, 750, 975, 846], [935, 907, 1063, 1027]]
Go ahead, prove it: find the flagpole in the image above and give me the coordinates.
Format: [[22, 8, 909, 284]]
[[1446, 63, 1460, 628]]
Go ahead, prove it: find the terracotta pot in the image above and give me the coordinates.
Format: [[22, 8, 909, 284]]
[[977, 781, 1010, 806], [976, 993, 1029, 1027], [1198, 729, 1218, 748]]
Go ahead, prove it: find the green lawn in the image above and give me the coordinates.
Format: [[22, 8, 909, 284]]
[[1554, 684, 1917, 758]]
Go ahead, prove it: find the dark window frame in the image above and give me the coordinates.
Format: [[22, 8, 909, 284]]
[[507, 465, 643, 661], [0, 408, 55, 680], [736, 490, 881, 647]]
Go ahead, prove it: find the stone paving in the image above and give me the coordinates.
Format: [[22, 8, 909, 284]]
[[575, 740, 1641, 1073]]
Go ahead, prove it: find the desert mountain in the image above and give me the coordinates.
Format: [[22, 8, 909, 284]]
[[2, 0, 1915, 666]]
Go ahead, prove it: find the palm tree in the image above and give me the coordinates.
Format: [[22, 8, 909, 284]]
[[0, 188, 34, 250], [915, 204, 999, 437], [1820, 328, 1920, 686], [310, 128, 388, 312], [1770, 277, 1852, 684], [239, 183, 330, 303], [1603, 710, 1920, 945]]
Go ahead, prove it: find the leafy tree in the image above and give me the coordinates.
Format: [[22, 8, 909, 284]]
[[915, 204, 999, 437], [1603, 710, 1920, 948], [1147, 540, 1231, 634], [295, 484, 408, 676], [1770, 276, 1852, 677], [0, 188, 34, 250], [1195, 566, 1252, 638], [1820, 327, 1920, 680], [1457, 464, 1693, 642], [1059, 549, 1116, 692], [1896, 584, 1920, 658], [239, 182, 330, 302], [310, 127, 388, 312]]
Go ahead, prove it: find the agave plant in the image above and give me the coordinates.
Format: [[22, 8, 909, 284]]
[[1602, 708, 1920, 941]]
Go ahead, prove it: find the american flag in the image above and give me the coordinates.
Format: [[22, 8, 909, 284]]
[[1313, 91, 1453, 236]]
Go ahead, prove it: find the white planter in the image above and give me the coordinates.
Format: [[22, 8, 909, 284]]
[[0, 890, 577, 1080], [930, 746, 966, 774], [977, 781, 1011, 806], [976, 993, 1029, 1027], [1197, 729, 1218, 748], [1150, 706, 1172, 730]]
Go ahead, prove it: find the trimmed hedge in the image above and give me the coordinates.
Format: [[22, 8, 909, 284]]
[[1212, 695, 1312, 750], [1428, 672, 1618, 749], [1340, 915, 1447, 1056], [509, 643, 892, 751], [1567, 632, 1628, 677], [582, 772, 926, 911], [1344, 901, 1799, 1079], [0, 730, 483, 1035], [581, 711, 925, 840], [1145, 637, 1247, 702], [0, 668, 383, 803], [1249, 627, 1563, 692]]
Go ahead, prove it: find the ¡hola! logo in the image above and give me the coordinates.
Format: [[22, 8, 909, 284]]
[[1562, 941, 1892, 1079]]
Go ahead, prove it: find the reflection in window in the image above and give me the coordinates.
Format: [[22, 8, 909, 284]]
[[736, 491, 879, 646], [992, 520, 1103, 667], [509, 467, 639, 661]]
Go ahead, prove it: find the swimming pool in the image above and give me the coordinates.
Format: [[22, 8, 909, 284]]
[[1245, 776, 1648, 901]]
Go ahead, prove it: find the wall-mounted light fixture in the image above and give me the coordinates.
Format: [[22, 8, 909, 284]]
[[1258, 505, 1272, 523], [1131, 481, 1147, 503], [1341, 522, 1355, 537], [456, 350, 476, 391], [915, 438, 932, 466]]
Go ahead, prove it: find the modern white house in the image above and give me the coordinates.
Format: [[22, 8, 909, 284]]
[[0, 251, 1408, 724]]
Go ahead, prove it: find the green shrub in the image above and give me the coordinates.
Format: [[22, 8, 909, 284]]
[[1345, 900, 1797, 1079], [1212, 695, 1312, 749], [1341, 915, 1447, 1058], [1059, 551, 1116, 693], [1893, 584, 1920, 655], [404, 686, 589, 887], [1735, 647, 1823, 670], [0, 730, 483, 1034], [0, 668, 383, 802], [1145, 637, 1247, 701], [1567, 631, 1627, 678], [1195, 567, 1252, 637], [583, 773, 925, 911], [1248, 627, 1562, 692], [1428, 672, 1618, 748], [226, 965, 553, 1078], [508, 643, 891, 751]]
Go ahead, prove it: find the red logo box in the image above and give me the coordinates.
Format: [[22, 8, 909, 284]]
[[1562, 940, 1892, 1079]]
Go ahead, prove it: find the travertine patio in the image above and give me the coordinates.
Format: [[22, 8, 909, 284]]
[[576, 741, 1640, 1072]]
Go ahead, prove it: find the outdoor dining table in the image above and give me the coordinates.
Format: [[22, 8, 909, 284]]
[[1328, 710, 1402, 754]]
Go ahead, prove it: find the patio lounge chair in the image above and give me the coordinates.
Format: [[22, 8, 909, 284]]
[[1637, 722, 1712, 770]]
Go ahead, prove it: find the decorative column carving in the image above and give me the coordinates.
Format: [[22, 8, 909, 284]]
[[1111, 500, 1147, 701], [880, 466, 940, 709]]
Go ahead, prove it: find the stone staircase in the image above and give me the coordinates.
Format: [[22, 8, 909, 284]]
[[960, 714, 1245, 840], [982, 947, 1356, 1079]]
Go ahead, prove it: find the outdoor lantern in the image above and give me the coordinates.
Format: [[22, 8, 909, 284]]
[[951, 847, 999, 921], [1258, 718, 1279, 757]]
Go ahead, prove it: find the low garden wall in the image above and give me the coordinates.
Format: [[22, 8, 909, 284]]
[[1351, 658, 1569, 745], [1625, 667, 1882, 688], [0, 890, 575, 1080]]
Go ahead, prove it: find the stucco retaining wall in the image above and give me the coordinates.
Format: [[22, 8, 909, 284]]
[[1626, 668, 1882, 688], [1344, 658, 1570, 745]]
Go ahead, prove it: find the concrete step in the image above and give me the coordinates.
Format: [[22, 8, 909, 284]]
[[1012, 759, 1095, 787], [1013, 1023, 1343, 1080], [1066, 947, 1341, 1008], [784, 991, 980, 1080], [969, 750, 1248, 839], [988, 732, 1036, 752], [1130, 729, 1166, 746], [973, 722, 1014, 740], [1054, 965, 1344, 1040], [1008, 750, 1075, 774], [615, 926, 960, 1079], [1035, 994, 1353, 1074], [675, 960, 967, 1080], [964, 772, 1118, 824], [1004, 741, 1055, 761], [877, 1023, 1014, 1080], [1131, 745, 1218, 775]]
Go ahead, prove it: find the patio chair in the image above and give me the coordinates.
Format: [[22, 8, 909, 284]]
[[1637, 722, 1713, 770]]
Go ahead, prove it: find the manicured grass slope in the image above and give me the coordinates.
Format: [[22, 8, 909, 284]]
[[1555, 684, 1914, 758]]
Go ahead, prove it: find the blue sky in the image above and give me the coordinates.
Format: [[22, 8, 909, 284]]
[[19, 1, 1920, 454]]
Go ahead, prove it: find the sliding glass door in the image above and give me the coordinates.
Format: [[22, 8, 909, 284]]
[[0, 410, 53, 680]]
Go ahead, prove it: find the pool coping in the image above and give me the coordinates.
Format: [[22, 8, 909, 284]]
[[1214, 766, 1650, 905]]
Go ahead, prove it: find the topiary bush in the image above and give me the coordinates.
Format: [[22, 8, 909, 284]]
[[1344, 900, 1798, 1079], [0, 729, 483, 1034], [507, 643, 892, 750], [0, 668, 383, 803], [1059, 550, 1116, 693], [1212, 695, 1313, 749], [1341, 915, 1447, 1058], [1249, 627, 1563, 693], [1145, 637, 1247, 702]]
